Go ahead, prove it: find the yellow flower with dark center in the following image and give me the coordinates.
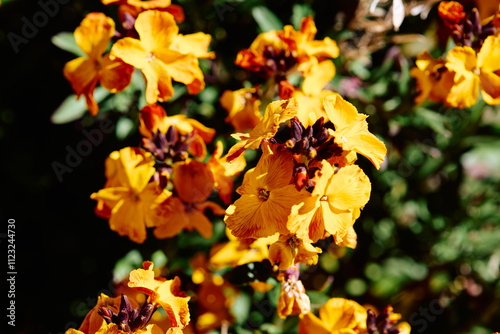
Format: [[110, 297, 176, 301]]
[[227, 98, 298, 162], [225, 142, 309, 239], [110, 10, 214, 104], [298, 298, 367, 334], [445, 35, 500, 108], [288, 161, 370, 245], [268, 234, 321, 270], [91, 147, 170, 243], [323, 94, 387, 169], [63, 13, 134, 115]]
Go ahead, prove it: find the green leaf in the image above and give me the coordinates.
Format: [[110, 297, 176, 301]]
[[113, 249, 143, 283], [51, 32, 85, 57], [252, 6, 283, 32], [116, 117, 136, 140], [51, 87, 110, 124], [414, 107, 451, 137], [231, 292, 252, 324], [291, 4, 314, 30]]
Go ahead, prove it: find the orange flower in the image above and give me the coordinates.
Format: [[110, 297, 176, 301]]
[[128, 261, 191, 330], [410, 51, 455, 105], [227, 98, 298, 161], [209, 228, 279, 268], [220, 88, 262, 132], [63, 13, 134, 115], [298, 298, 367, 334], [288, 161, 370, 245], [445, 35, 500, 107], [438, 1, 465, 29], [225, 142, 309, 238], [110, 10, 214, 104], [268, 234, 321, 270], [207, 141, 246, 205], [323, 94, 387, 169], [90, 147, 170, 243], [153, 159, 224, 239]]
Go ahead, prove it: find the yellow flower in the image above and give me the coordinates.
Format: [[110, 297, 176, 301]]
[[288, 161, 370, 245], [445, 35, 500, 107], [207, 141, 247, 205], [268, 234, 321, 270], [292, 89, 335, 127], [323, 94, 387, 169], [128, 261, 191, 330], [101, 0, 185, 24], [153, 159, 224, 239], [225, 142, 309, 238], [227, 98, 298, 161], [298, 298, 367, 334], [410, 51, 455, 105], [110, 10, 214, 104], [220, 88, 263, 132], [63, 13, 134, 115], [91, 147, 170, 243]]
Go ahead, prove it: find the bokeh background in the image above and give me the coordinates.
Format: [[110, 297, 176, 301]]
[[1, 0, 500, 333]]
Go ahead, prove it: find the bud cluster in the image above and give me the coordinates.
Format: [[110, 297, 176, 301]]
[[98, 294, 155, 333]]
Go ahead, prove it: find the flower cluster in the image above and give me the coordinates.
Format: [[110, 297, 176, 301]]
[[91, 103, 246, 243], [411, 1, 500, 108], [66, 261, 190, 334]]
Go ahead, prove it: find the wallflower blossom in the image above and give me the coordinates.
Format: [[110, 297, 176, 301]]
[[410, 51, 455, 105], [438, 1, 466, 29], [268, 234, 321, 271], [288, 161, 370, 245], [90, 147, 170, 243], [445, 35, 500, 107], [63, 13, 133, 115], [298, 298, 367, 334], [220, 88, 262, 132], [323, 94, 387, 169], [227, 98, 298, 161], [110, 10, 214, 104], [224, 142, 309, 239], [153, 159, 225, 239]]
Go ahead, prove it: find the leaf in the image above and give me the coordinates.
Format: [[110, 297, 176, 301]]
[[252, 6, 283, 32], [414, 107, 452, 137], [116, 117, 136, 140], [113, 249, 143, 283], [291, 4, 314, 30], [51, 87, 110, 124], [51, 32, 85, 57]]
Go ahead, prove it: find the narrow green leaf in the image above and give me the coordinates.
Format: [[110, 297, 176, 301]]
[[51, 87, 110, 124], [51, 32, 85, 57], [252, 6, 283, 32]]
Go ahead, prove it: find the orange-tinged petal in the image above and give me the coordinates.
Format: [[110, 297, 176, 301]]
[[74, 13, 115, 60], [319, 298, 366, 332], [187, 134, 208, 159], [172, 32, 215, 59], [110, 37, 149, 70], [227, 98, 299, 161], [153, 197, 190, 238], [119, 147, 156, 192], [446, 73, 480, 108], [221, 88, 262, 132], [135, 10, 178, 52], [225, 195, 274, 238], [480, 70, 500, 104], [155, 277, 191, 328], [298, 312, 330, 334], [173, 159, 214, 203], [300, 37, 339, 59], [302, 59, 335, 96], [445, 46, 477, 79], [159, 52, 205, 95], [324, 164, 371, 211], [63, 57, 99, 96], [99, 54, 134, 93], [109, 195, 148, 243]]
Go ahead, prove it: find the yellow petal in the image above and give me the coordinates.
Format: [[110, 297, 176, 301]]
[[302, 59, 335, 96], [74, 12, 115, 60], [135, 10, 178, 52], [172, 32, 215, 59]]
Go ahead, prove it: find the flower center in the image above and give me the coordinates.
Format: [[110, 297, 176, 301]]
[[473, 67, 481, 75], [320, 195, 328, 201], [146, 52, 156, 63], [259, 189, 270, 200], [98, 294, 155, 333]]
